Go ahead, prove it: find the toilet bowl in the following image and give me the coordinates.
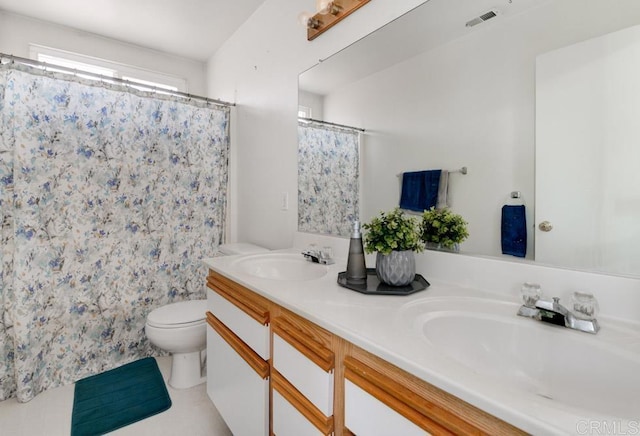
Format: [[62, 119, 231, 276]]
[[145, 299, 207, 389]]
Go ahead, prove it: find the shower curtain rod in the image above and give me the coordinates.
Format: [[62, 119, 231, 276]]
[[298, 117, 365, 133], [0, 53, 235, 107]]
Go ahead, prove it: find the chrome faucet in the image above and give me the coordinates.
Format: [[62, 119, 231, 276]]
[[516, 283, 600, 334], [302, 247, 334, 265], [518, 293, 600, 334], [534, 297, 600, 334]]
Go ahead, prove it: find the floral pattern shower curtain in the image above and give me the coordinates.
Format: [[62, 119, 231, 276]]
[[298, 123, 360, 237], [0, 64, 229, 402]]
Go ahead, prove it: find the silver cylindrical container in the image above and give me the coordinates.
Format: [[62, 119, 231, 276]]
[[345, 221, 367, 285]]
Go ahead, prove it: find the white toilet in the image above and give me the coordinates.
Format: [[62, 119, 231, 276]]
[[145, 242, 269, 389], [216, 242, 270, 258], [145, 299, 208, 389]]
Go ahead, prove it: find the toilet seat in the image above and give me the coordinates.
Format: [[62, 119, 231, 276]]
[[147, 299, 207, 328]]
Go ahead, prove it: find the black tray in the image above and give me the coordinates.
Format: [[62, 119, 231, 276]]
[[337, 268, 430, 296]]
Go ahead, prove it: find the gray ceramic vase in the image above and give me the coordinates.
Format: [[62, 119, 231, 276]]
[[375, 250, 415, 286]]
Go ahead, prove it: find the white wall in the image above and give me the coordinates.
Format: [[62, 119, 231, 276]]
[[207, 0, 426, 249], [0, 11, 207, 95]]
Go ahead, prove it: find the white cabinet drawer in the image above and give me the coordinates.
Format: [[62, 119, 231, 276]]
[[273, 333, 333, 416], [345, 379, 426, 436], [272, 369, 333, 435], [273, 390, 325, 436], [207, 313, 269, 436], [207, 277, 269, 359]]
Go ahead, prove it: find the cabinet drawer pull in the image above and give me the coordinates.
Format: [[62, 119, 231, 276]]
[[206, 312, 269, 379], [344, 357, 458, 435], [272, 369, 334, 435], [273, 317, 334, 372], [207, 272, 269, 325]]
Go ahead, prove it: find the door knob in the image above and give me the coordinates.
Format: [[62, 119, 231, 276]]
[[538, 221, 553, 232]]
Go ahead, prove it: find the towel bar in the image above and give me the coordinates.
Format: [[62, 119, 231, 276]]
[[397, 166, 467, 177]]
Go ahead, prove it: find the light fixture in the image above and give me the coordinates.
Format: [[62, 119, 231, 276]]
[[299, 0, 371, 41]]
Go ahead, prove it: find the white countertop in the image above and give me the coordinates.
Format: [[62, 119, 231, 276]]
[[204, 249, 640, 435]]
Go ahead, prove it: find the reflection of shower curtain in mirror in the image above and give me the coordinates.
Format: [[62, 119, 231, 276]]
[[298, 123, 359, 237], [0, 65, 229, 402]]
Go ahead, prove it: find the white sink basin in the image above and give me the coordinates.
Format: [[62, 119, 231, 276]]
[[403, 297, 640, 419], [230, 252, 328, 281]]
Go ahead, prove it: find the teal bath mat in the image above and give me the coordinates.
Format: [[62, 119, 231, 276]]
[[71, 357, 172, 436]]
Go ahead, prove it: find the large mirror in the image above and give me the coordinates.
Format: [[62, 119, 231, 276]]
[[298, 0, 640, 278]]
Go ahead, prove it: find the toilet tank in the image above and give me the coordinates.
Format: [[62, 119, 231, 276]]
[[217, 242, 269, 256]]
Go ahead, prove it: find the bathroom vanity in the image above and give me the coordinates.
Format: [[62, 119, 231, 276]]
[[203, 249, 640, 435], [204, 265, 520, 435]]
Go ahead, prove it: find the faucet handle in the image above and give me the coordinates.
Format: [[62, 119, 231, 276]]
[[520, 282, 542, 308], [320, 246, 333, 260], [318, 246, 334, 265], [572, 292, 599, 320]]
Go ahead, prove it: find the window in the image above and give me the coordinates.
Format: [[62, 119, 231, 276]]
[[36, 54, 116, 78], [298, 105, 313, 119], [121, 76, 178, 92], [30, 45, 187, 92]]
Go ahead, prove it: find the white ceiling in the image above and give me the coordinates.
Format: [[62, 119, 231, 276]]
[[0, 0, 267, 61]]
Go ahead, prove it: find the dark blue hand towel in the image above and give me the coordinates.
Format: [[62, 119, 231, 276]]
[[501, 205, 527, 258], [400, 170, 441, 212]]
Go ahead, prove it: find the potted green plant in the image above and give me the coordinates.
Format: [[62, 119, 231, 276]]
[[362, 208, 424, 286], [421, 207, 469, 251]]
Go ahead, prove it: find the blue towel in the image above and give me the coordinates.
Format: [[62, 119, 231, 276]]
[[400, 170, 441, 212], [501, 205, 527, 258]]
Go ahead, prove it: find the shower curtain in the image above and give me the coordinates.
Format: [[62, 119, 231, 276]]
[[298, 123, 359, 237], [0, 64, 229, 402]]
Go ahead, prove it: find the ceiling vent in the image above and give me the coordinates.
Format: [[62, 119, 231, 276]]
[[465, 10, 499, 28]]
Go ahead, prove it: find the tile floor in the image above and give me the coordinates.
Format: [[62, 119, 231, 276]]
[[0, 356, 232, 436]]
